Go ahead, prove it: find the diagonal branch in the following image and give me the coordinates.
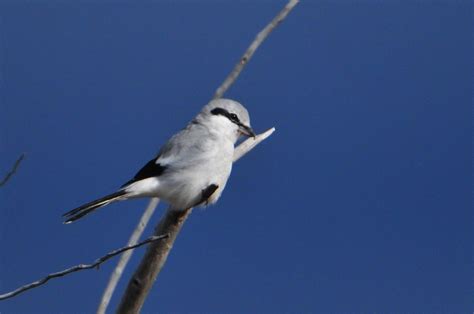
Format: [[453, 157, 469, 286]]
[[117, 206, 192, 313], [102, 0, 297, 312], [0, 153, 25, 187], [213, 0, 299, 99], [0, 234, 169, 301]]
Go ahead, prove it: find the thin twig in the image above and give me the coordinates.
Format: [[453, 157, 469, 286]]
[[96, 198, 159, 314], [213, 0, 299, 99], [0, 234, 169, 301], [0, 153, 25, 187]]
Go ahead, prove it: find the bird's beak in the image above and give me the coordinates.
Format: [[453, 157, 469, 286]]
[[239, 124, 256, 138]]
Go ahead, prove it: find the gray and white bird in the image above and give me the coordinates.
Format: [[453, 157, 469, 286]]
[[63, 99, 255, 224]]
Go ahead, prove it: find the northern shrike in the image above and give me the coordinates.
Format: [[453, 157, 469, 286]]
[[63, 99, 255, 224]]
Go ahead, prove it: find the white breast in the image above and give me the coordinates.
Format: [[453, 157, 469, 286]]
[[156, 136, 234, 209]]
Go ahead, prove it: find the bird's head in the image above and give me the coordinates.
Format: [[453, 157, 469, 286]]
[[200, 99, 255, 143]]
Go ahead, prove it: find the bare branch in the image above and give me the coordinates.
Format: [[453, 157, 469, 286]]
[[116, 128, 274, 313], [213, 0, 299, 99], [96, 198, 159, 314], [106, 0, 298, 311], [0, 153, 25, 187], [234, 128, 275, 162], [117, 208, 192, 313], [0, 234, 169, 301]]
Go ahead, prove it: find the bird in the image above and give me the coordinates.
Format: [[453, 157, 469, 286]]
[[63, 98, 256, 224]]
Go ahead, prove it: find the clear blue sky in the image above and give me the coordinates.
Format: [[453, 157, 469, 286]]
[[0, 1, 471, 312]]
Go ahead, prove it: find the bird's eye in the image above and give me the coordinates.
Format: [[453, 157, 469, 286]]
[[229, 113, 239, 122]]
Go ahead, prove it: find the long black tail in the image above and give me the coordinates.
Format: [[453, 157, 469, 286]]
[[63, 190, 127, 224]]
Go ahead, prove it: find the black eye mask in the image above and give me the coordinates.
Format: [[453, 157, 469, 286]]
[[211, 107, 241, 124], [211, 107, 255, 137]]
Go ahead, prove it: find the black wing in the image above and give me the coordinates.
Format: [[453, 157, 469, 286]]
[[121, 158, 167, 187], [121, 122, 196, 188]]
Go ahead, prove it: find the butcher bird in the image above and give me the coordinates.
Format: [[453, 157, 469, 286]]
[[63, 98, 255, 224]]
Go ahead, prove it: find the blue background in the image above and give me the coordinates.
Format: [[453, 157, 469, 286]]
[[0, 1, 471, 312]]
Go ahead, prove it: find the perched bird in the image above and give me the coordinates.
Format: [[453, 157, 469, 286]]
[[63, 99, 255, 224]]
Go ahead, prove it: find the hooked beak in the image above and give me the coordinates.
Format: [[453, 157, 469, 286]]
[[238, 124, 256, 138]]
